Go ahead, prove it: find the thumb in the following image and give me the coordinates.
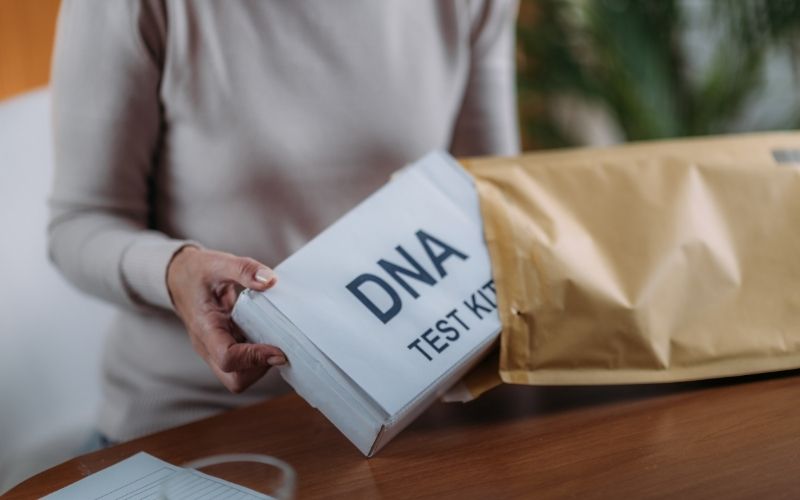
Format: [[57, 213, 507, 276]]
[[219, 254, 277, 291]]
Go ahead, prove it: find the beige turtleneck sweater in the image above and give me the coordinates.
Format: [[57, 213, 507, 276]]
[[49, 0, 519, 441]]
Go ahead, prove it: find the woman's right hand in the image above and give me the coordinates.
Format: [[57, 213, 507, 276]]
[[166, 246, 286, 393]]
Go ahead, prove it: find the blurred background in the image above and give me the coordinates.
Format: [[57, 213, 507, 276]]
[[0, 0, 58, 100], [1, 0, 798, 493], [517, 0, 800, 148], [2, 0, 800, 139], [0, 0, 112, 494]]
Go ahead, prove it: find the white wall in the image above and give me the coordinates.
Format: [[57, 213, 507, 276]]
[[0, 90, 114, 493]]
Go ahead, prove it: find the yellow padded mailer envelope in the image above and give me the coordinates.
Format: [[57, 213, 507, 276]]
[[460, 133, 800, 393]]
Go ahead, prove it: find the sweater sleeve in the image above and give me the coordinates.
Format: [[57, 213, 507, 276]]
[[48, 0, 190, 312], [450, 0, 521, 157]]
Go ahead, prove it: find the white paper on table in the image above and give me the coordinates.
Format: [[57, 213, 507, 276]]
[[43, 452, 269, 500]]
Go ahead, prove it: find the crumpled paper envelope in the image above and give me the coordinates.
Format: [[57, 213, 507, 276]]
[[457, 133, 800, 397]]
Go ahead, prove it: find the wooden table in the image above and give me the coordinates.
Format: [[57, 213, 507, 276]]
[[6, 370, 800, 499]]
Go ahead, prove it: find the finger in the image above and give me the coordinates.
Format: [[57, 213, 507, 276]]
[[216, 254, 277, 291], [203, 323, 286, 373], [217, 282, 241, 311], [209, 362, 269, 394], [217, 342, 287, 373], [200, 323, 286, 392]]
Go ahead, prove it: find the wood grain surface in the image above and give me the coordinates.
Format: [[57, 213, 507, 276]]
[[6, 370, 800, 499]]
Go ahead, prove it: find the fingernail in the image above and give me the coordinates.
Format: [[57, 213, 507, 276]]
[[268, 355, 286, 366], [255, 268, 275, 284]]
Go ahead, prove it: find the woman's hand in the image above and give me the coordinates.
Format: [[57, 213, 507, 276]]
[[166, 246, 286, 393]]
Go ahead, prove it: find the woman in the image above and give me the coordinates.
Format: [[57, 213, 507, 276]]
[[49, 0, 519, 444]]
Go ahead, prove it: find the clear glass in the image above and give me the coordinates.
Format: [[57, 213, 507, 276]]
[[159, 453, 296, 500]]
